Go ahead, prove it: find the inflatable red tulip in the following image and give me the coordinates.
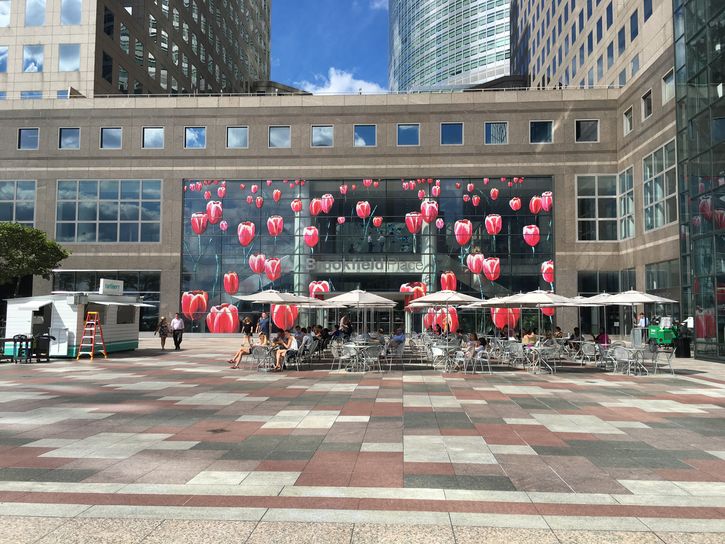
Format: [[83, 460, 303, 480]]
[[337, 216, 346, 225], [203, 190, 211, 200], [372, 216, 383, 228], [699, 196, 712, 221], [248, 253, 266, 274], [356, 200, 371, 219], [206, 303, 239, 333], [485, 214, 502, 236], [266, 215, 283, 237], [223, 272, 239, 295], [423, 307, 436, 329], [272, 189, 282, 203], [541, 260, 555, 283], [420, 199, 438, 223], [440, 271, 457, 291], [529, 195, 542, 214], [417, 189, 426, 200], [291, 198, 303, 213], [191, 212, 208, 235], [239, 183, 246, 190], [400, 281, 427, 306], [454, 219, 472, 246], [271, 304, 298, 331], [309, 198, 323, 216], [482, 257, 500, 282], [467, 183, 475, 192], [490, 188, 499, 200], [363, 178, 372, 188], [402, 181, 409, 190], [373, 181, 380, 188], [303, 226, 319, 248], [255, 196, 264, 209], [483, 177, 489, 185], [246, 195, 253, 204], [472, 194, 481, 207], [491, 307, 520, 329], [509, 197, 522, 211], [541, 307, 555, 317], [463, 194, 470, 202], [715, 209, 725, 230], [435, 218, 445, 230], [251, 184, 259, 194], [339, 184, 348, 195], [405, 212, 423, 234], [237, 221, 256, 247], [266, 179, 273, 186], [466, 253, 485, 274], [217, 186, 226, 198], [431, 185, 441, 198], [219, 220, 228, 232], [321, 193, 335, 213], [523, 225, 540, 248], [308, 280, 330, 298], [541, 191, 553, 212], [265, 257, 281, 282], [181, 290, 208, 320]]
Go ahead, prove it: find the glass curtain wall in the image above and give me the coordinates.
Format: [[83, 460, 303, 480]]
[[181, 177, 554, 332]]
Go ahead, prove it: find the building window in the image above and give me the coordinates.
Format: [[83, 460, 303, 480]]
[[184, 127, 206, 149], [606, 42, 614, 69], [641, 89, 652, 120], [0, 46, 7, 72], [645, 259, 680, 293], [576, 119, 599, 142], [142, 127, 164, 149], [630, 10, 639, 40], [100, 127, 122, 149], [0, 0, 9, 27], [643, 140, 677, 230], [60, 0, 81, 25], [120, 23, 130, 54], [25, 0, 45, 26], [618, 167, 634, 239], [353, 124, 376, 147], [644, 0, 652, 21], [59, 128, 80, 150], [440, 123, 463, 145], [103, 7, 113, 38], [619, 69, 627, 86], [57, 90, 69, 99], [606, 2, 612, 28], [268, 126, 291, 148], [18, 128, 39, 150], [20, 90, 42, 99], [530, 121, 553, 143], [662, 70, 674, 103], [618, 27, 626, 55], [623, 107, 633, 134], [631, 54, 640, 77], [58, 44, 80, 72], [118, 67, 128, 93], [397, 123, 420, 146], [226, 126, 248, 149], [23, 44, 43, 72], [311, 125, 334, 147], [0, 180, 36, 226], [484, 122, 507, 145], [102, 52, 113, 83], [577, 174, 617, 241], [55, 179, 162, 243]]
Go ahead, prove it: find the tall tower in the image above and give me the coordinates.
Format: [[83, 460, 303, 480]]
[[388, 0, 511, 92]]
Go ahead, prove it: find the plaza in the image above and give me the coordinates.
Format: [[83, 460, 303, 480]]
[[0, 336, 722, 542]]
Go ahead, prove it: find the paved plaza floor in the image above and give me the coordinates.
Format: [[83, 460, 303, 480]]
[[0, 336, 723, 542]]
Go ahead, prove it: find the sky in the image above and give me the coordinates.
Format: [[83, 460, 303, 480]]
[[270, 0, 389, 93]]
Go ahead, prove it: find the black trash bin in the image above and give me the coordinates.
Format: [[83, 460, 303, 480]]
[[674, 337, 691, 358], [33, 334, 55, 362]]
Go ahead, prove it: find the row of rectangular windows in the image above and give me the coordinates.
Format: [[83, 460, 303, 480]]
[[0, 0, 82, 27], [15, 120, 604, 151], [0, 43, 81, 74]]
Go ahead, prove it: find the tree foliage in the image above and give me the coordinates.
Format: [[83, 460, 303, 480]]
[[0, 223, 70, 295]]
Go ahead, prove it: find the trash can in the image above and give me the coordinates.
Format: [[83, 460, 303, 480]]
[[674, 337, 691, 358], [33, 334, 55, 362]]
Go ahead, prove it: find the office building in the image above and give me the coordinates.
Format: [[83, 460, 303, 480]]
[[388, 0, 511, 91], [0, 0, 270, 100]]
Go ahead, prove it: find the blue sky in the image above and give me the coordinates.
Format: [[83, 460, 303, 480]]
[[271, 0, 389, 93]]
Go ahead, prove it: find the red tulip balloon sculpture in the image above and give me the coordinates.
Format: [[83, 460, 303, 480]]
[[472, 194, 481, 207], [303, 226, 319, 248], [541, 191, 553, 212], [223, 272, 239, 295], [266, 215, 284, 237], [308, 280, 330, 298], [435, 218, 445, 230], [541, 307, 555, 317], [255, 196, 264, 209], [321, 193, 335, 214], [423, 308, 436, 330], [454, 219, 473, 246], [290, 198, 303, 213], [271, 304, 298, 331], [206, 201, 223, 224], [248, 253, 266, 274], [431, 185, 441, 197], [219, 220, 228, 232], [509, 197, 522, 211], [206, 303, 239, 333], [372, 216, 383, 228], [217, 186, 226, 198], [417, 189, 426, 200], [191, 213, 209, 235], [309, 198, 323, 216], [466, 253, 485, 274], [523, 225, 540, 251], [203, 190, 211, 200], [482, 257, 501, 282], [265, 258, 281, 282], [440, 271, 457, 291], [246, 195, 253, 204], [466, 183, 475, 192], [181, 290, 208, 320], [541, 260, 555, 286], [485, 214, 502, 236], [420, 200, 438, 223], [405, 212, 423, 234], [491, 307, 520, 330], [237, 221, 256, 247], [529, 195, 542, 214], [339, 184, 348, 195], [356, 201, 371, 220], [490, 188, 499, 200], [272, 189, 282, 203], [399, 281, 427, 307], [337, 216, 346, 225]]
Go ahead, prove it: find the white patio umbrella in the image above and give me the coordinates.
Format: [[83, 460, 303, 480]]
[[325, 289, 396, 334], [234, 289, 324, 304], [407, 290, 481, 307], [605, 290, 677, 305]]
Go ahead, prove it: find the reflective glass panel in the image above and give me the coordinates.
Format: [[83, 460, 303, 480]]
[[60, 0, 81, 25], [143, 127, 164, 149], [0, 46, 7, 72], [576, 120, 599, 142], [25, 0, 45, 26], [311, 125, 333, 147], [227, 126, 248, 148], [530, 121, 553, 143], [18, 128, 39, 150], [0, 0, 9, 27], [58, 43, 80, 72], [485, 122, 507, 144], [397, 124, 419, 146], [353, 124, 376, 147], [22, 44, 43, 72], [184, 127, 206, 149], [440, 123, 463, 145], [100, 127, 122, 149], [268, 126, 291, 148], [59, 128, 80, 149]]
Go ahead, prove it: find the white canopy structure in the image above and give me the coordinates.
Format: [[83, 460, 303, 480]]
[[325, 289, 396, 308], [407, 290, 481, 308]]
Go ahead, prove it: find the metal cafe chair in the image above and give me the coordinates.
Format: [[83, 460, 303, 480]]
[[252, 345, 274, 372]]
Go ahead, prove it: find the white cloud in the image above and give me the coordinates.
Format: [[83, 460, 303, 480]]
[[370, 0, 388, 9], [297, 68, 387, 95]]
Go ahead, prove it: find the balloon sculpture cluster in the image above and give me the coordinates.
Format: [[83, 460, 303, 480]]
[[183, 177, 555, 332]]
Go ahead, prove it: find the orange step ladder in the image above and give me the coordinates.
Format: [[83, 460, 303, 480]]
[[76, 311, 108, 360]]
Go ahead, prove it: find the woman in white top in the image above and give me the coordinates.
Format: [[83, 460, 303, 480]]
[[274, 330, 298, 371]]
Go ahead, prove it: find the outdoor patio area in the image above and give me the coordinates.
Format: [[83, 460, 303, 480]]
[[0, 335, 722, 543]]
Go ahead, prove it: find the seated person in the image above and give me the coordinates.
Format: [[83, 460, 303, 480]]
[[568, 327, 583, 344], [257, 331, 270, 346], [522, 329, 537, 346], [228, 337, 252, 369], [299, 328, 315, 353], [368, 328, 386, 344], [386, 327, 406, 354], [593, 328, 610, 347], [553, 326, 563, 338], [293, 325, 304, 344], [330, 325, 343, 339], [273, 329, 298, 371]]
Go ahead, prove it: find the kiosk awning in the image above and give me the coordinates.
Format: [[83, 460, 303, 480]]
[[16, 301, 52, 311], [93, 301, 155, 308]]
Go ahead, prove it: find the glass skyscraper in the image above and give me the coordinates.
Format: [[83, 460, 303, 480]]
[[389, 0, 511, 91], [674, 0, 725, 359]]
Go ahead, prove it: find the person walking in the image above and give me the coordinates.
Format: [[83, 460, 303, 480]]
[[241, 316, 254, 345], [367, 234, 373, 252], [154, 316, 171, 350], [256, 311, 270, 340], [377, 233, 385, 252], [171, 313, 185, 350]]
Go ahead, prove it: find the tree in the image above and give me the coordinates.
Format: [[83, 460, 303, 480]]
[[0, 223, 71, 297]]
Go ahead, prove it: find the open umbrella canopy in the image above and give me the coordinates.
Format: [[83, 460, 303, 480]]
[[325, 289, 396, 308], [234, 290, 324, 305], [605, 289, 678, 305], [463, 296, 510, 309], [555, 295, 603, 307], [408, 290, 481, 307], [504, 290, 575, 307]]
